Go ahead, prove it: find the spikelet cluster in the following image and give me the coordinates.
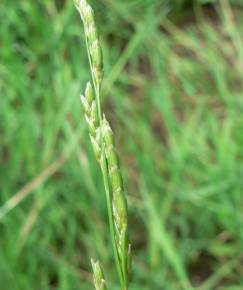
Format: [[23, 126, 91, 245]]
[[81, 82, 101, 161], [74, 0, 103, 86], [75, 0, 132, 288], [102, 116, 131, 280], [91, 259, 107, 290]]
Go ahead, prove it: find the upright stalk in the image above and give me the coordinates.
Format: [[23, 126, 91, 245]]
[[74, 1, 132, 290]]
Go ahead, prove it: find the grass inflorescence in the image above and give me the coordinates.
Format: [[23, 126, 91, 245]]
[[74, 1, 131, 289]]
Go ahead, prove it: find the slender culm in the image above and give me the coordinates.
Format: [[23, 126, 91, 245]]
[[74, 1, 132, 289]]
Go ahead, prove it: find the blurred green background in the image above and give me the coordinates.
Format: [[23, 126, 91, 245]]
[[1, 0, 243, 289]]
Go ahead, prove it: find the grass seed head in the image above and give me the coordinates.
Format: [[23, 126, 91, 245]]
[[76, 1, 131, 287]]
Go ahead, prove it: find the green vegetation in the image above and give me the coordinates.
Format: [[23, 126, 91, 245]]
[[1, 1, 243, 290]]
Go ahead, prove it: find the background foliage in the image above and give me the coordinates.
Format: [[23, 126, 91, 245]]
[[1, 0, 243, 289]]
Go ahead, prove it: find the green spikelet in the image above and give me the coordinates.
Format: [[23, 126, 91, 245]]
[[75, 0, 103, 86], [91, 259, 107, 290], [102, 116, 131, 282], [80, 82, 101, 160], [102, 116, 128, 228]]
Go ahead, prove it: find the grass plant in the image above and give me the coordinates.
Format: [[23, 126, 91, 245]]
[[74, 1, 131, 289]]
